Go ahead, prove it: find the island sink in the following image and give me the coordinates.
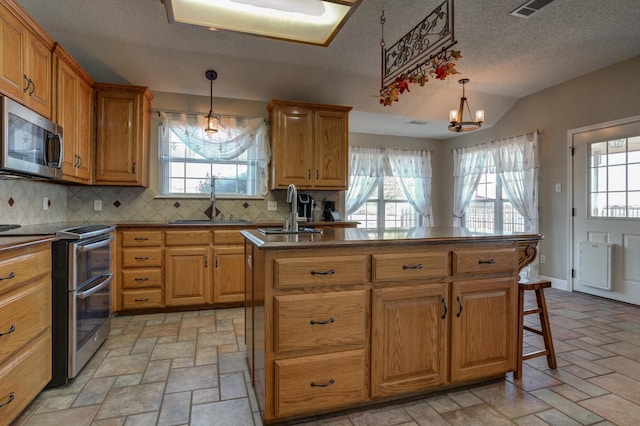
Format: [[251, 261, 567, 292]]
[[258, 227, 321, 235], [169, 219, 251, 225]]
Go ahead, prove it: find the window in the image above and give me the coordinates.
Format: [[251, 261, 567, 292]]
[[159, 114, 268, 197], [465, 156, 525, 233], [588, 136, 640, 218], [348, 176, 422, 231]]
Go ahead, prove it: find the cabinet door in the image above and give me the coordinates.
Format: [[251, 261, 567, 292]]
[[371, 283, 448, 398], [270, 104, 314, 189], [313, 108, 348, 189], [450, 277, 517, 383], [95, 85, 150, 186], [164, 247, 210, 306], [213, 245, 245, 303], [57, 58, 78, 179], [75, 77, 93, 181], [24, 32, 51, 117], [0, 4, 26, 100]]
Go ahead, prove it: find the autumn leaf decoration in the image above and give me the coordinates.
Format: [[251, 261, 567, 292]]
[[380, 50, 462, 106]]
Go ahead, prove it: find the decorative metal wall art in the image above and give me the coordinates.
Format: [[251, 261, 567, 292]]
[[379, 0, 461, 106]]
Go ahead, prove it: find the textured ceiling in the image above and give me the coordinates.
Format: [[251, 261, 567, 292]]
[[14, 0, 640, 139]]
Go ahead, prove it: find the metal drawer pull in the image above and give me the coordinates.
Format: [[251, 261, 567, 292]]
[[0, 272, 15, 281], [310, 379, 335, 388], [134, 277, 149, 281], [135, 298, 150, 302], [402, 264, 423, 270], [0, 392, 15, 408], [310, 269, 335, 275], [0, 324, 16, 336], [135, 257, 149, 261], [478, 259, 496, 264], [441, 298, 447, 319], [134, 237, 149, 241], [310, 317, 335, 325], [456, 296, 463, 317]]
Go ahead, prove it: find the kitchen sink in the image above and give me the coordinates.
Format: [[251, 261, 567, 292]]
[[258, 227, 322, 235], [169, 219, 251, 225]]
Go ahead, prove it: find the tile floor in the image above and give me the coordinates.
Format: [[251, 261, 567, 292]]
[[13, 288, 640, 426]]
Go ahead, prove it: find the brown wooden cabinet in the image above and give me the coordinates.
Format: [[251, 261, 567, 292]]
[[268, 100, 351, 190], [0, 238, 53, 424], [53, 44, 94, 184], [0, 0, 52, 118], [164, 246, 211, 306], [450, 277, 517, 383], [118, 230, 163, 311], [371, 283, 448, 398], [94, 83, 152, 187], [212, 245, 244, 303]]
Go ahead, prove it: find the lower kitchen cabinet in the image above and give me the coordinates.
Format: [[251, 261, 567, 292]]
[[450, 277, 517, 383], [371, 283, 448, 398], [164, 246, 211, 306], [212, 245, 244, 303]]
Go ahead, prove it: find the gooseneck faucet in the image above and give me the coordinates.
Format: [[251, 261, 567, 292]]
[[210, 175, 216, 222], [286, 183, 299, 232]]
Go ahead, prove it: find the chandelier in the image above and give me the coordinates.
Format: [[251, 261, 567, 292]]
[[448, 78, 484, 132], [204, 70, 219, 134]]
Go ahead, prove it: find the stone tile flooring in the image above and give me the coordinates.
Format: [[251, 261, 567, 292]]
[[14, 289, 640, 425]]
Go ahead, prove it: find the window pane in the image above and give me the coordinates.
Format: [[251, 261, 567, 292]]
[[608, 165, 626, 191], [185, 163, 211, 178], [607, 139, 626, 165], [502, 201, 524, 232], [169, 162, 185, 178], [629, 192, 640, 217], [629, 137, 640, 163], [169, 178, 185, 193], [590, 167, 607, 192], [629, 164, 640, 191], [466, 201, 495, 232], [608, 192, 626, 217], [590, 192, 607, 217], [590, 142, 607, 167]]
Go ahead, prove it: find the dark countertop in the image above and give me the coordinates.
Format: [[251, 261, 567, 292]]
[[241, 226, 543, 249], [0, 235, 58, 252]]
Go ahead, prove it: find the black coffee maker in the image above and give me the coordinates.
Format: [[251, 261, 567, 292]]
[[297, 193, 314, 221], [322, 200, 341, 221]]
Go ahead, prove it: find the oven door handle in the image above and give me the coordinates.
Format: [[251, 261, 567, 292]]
[[77, 273, 113, 299], [77, 237, 113, 252]]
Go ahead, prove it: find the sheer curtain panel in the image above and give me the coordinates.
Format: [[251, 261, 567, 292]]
[[345, 147, 389, 216], [452, 146, 488, 226], [388, 149, 433, 226]]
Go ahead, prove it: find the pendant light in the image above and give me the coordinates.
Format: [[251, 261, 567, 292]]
[[204, 70, 219, 134], [448, 78, 484, 133]]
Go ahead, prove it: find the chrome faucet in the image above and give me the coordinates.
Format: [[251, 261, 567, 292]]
[[210, 175, 216, 222], [286, 183, 299, 232]]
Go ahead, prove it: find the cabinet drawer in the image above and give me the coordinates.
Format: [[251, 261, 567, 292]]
[[0, 332, 51, 424], [121, 248, 162, 267], [120, 231, 162, 247], [274, 255, 367, 288], [372, 252, 449, 282], [165, 230, 210, 246], [0, 279, 50, 365], [0, 248, 50, 293], [212, 230, 244, 245], [453, 248, 516, 274], [121, 268, 162, 289], [122, 289, 163, 309], [274, 349, 366, 418], [274, 290, 367, 353]]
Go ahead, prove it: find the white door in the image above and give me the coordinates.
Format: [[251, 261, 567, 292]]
[[571, 117, 640, 305]]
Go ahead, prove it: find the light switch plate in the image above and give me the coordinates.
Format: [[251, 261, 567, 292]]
[[43, 197, 49, 210], [267, 201, 277, 211], [94, 200, 103, 211]]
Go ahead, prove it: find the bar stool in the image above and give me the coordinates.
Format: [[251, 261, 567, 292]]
[[514, 278, 557, 379]]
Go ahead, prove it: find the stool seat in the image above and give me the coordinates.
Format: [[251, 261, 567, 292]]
[[514, 278, 557, 379]]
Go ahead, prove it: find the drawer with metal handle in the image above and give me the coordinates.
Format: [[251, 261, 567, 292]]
[[452, 247, 516, 274], [372, 252, 449, 282], [122, 289, 162, 310], [121, 248, 162, 267], [274, 255, 367, 288], [121, 269, 162, 289]]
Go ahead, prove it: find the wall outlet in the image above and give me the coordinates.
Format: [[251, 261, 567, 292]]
[[555, 183, 562, 193], [267, 201, 277, 211], [43, 197, 49, 210], [540, 254, 546, 264], [94, 199, 103, 211]]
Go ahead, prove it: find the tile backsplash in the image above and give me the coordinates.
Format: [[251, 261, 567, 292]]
[[1, 178, 341, 225]]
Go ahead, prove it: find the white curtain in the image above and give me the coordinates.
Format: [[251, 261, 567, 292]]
[[345, 147, 390, 216], [492, 132, 539, 233], [160, 112, 270, 195], [452, 145, 488, 226], [388, 149, 433, 226]]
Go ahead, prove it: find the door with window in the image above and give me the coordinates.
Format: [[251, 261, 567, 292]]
[[571, 117, 640, 305]]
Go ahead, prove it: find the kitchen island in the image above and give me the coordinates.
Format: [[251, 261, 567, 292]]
[[242, 227, 542, 423]]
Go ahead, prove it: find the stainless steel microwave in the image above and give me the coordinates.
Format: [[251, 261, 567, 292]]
[[1, 95, 63, 179]]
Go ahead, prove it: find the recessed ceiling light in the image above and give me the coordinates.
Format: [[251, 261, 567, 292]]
[[163, 0, 362, 46]]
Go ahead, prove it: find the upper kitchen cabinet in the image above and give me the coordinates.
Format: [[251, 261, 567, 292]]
[[94, 83, 153, 187], [53, 44, 94, 184], [0, 0, 53, 118], [268, 100, 351, 190]]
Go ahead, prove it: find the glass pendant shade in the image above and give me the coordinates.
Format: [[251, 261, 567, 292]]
[[204, 69, 219, 134]]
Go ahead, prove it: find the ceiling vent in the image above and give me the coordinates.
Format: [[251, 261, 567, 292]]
[[511, 0, 555, 18], [407, 120, 429, 126]]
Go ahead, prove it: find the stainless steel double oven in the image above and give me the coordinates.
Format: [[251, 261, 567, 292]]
[[50, 224, 114, 387]]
